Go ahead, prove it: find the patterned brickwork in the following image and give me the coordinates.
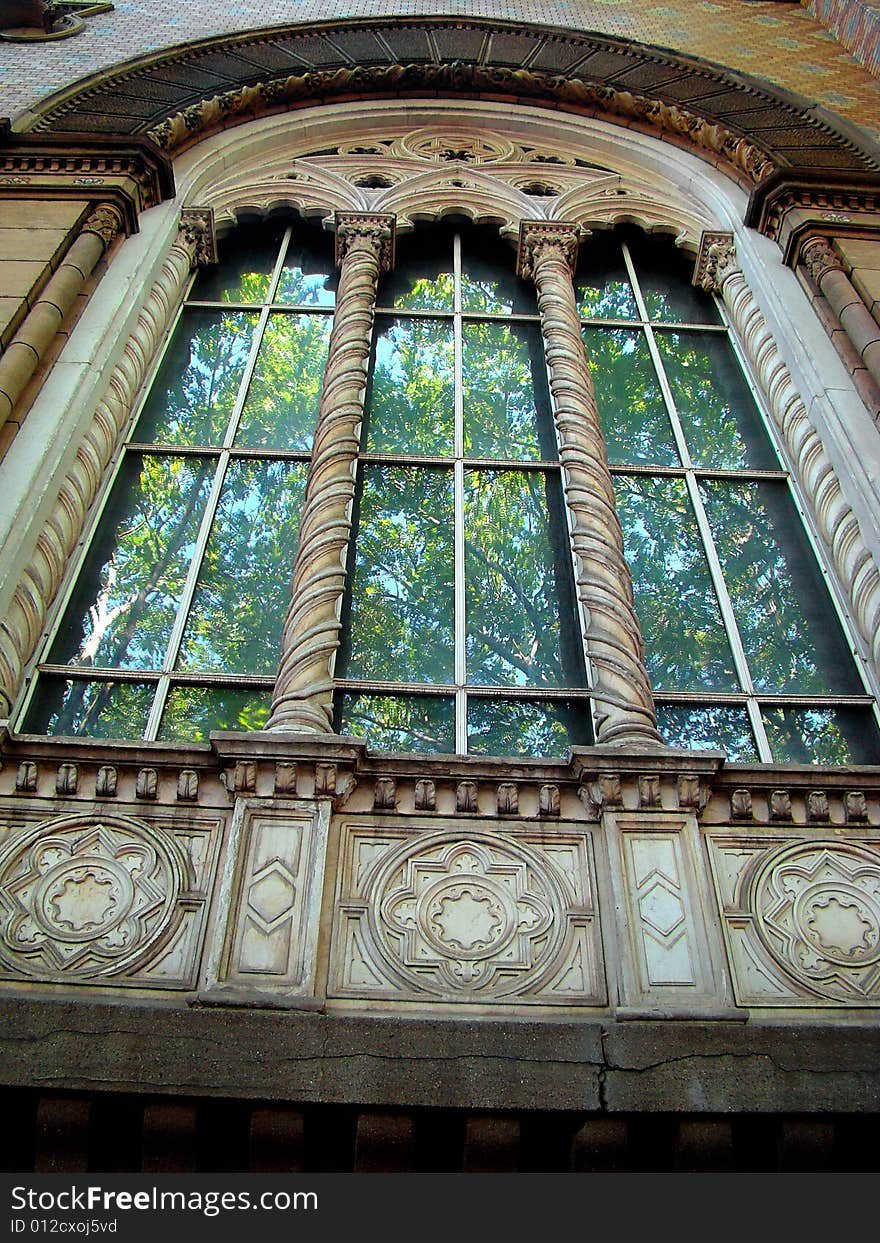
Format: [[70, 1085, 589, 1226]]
[[1, 1, 879, 144]]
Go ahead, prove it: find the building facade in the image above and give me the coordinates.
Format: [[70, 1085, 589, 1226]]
[[1, 1, 880, 1172]]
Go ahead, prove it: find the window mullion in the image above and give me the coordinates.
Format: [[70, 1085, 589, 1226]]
[[453, 231, 468, 755]]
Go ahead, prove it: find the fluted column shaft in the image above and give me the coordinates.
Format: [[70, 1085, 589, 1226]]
[[268, 213, 394, 733], [518, 222, 662, 747], [0, 203, 124, 431]]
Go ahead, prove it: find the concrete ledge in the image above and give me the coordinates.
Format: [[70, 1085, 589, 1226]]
[[0, 995, 878, 1114]]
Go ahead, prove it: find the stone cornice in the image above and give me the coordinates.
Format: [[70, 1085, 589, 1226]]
[[0, 131, 174, 232], [745, 169, 880, 265]]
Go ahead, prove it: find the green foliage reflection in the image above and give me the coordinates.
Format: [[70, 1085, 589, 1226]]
[[28, 677, 154, 740], [237, 312, 331, 450], [337, 693, 456, 753], [762, 706, 880, 765], [468, 698, 589, 757], [584, 327, 678, 465], [364, 318, 454, 455], [655, 704, 758, 759], [159, 687, 272, 741], [463, 322, 553, 460]]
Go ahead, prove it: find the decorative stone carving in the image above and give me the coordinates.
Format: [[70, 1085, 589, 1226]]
[[329, 820, 604, 1004], [456, 782, 478, 813], [414, 779, 436, 812], [274, 763, 297, 795], [15, 763, 36, 793], [607, 814, 731, 1009], [638, 775, 661, 809], [179, 207, 217, 267], [268, 214, 395, 734], [694, 231, 737, 293], [694, 232, 880, 682], [80, 203, 124, 249], [136, 768, 157, 800], [845, 791, 869, 823], [800, 237, 844, 285], [314, 763, 338, 797], [769, 790, 792, 822], [539, 785, 560, 818], [518, 221, 662, 748], [95, 766, 117, 798], [496, 784, 518, 816], [677, 774, 709, 812], [211, 803, 328, 998], [55, 764, 78, 796], [708, 835, 880, 1005], [177, 770, 199, 802], [0, 814, 185, 981], [730, 788, 753, 821], [374, 778, 396, 811], [808, 790, 830, 823], [231, 761, 256, 794]]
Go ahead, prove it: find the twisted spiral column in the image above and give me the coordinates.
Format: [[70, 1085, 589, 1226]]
[[518, 222, 663, 747], [268, 213, 395, 733], [0, 212, 214, 718], [697, 232, 880, 679]]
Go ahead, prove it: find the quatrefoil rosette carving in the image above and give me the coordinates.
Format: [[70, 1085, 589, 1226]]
[[0, 815, 185, 981], [752, 841, 880, 1001], [368, 833, 566, 997]]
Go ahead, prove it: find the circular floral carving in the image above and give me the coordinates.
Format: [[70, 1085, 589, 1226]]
[[0, 815, 185, 980], [753, 841, 880, 999], [398, 128, 516, 165], [367, 832, 564, 996]]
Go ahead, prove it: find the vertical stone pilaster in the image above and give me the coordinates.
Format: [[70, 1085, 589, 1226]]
[[800, 235, 880, 391], [268, 212, 394, 734], [517, 221, 663, 747]]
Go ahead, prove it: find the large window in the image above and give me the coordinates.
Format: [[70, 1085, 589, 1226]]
[[18, 214, 880, 764]]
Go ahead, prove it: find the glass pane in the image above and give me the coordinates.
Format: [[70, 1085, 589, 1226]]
[[341, 466, 455, 683], [655, 704, 758, 759], [49, 455, 213, 671], [614, 475, 738, 691], [136, 310, 258, 446], [626, 233, 721, 323], [465, 470, 583, 688], [23, 677, 154, 740], [700, 479, 862, 694], [656, 330, 777, 469], [574, 244, 638, 319], [276, 233, 336, 307], [176, 459, 309, 675], [584, 327, 679, 466], [363, 317, 455, 456], [377, 231, 454, 312], [336, 692, 455, 753], [159, 686, 272, 741], [463, 322, 554, 460], [763, 706, 880, 765], [189, 221, 285, 304], [460, 240, 536, 315], [467, 698, 592, 757], [236, 311, 331, 450]]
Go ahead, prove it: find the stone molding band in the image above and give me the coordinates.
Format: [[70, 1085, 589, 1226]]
[[697, 231, 880, 680]]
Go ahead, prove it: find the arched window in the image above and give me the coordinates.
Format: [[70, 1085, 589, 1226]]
[[17, 212, 880, 764]]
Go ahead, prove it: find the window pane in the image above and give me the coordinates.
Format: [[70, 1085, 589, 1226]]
[[377, 232, 454, 312], [465, 469, 582, 688], [655, 704, 758, 759], [700, 479, 862, 694], [236, 312, 331, 450], [23, 677, 154, 740], [460, 244, 536, 315], [136, 310, 258, 446], [615, 475, 738, 691], [656, 330, 777, 469], [176, 459, 309, 675], [363, 317, 454, 456], [188, 221, 285, 304], [159, 686, 271, 741], [574, 245, 638, 319], [762, 706, 880, 765], [467, 698, 592, 757], [626, 233, 721, 323], [463, 322, 555, 460], [341, 466, 455, 683], [336, 692, 455, 753], [275, 235, 336, 307], [49, 455, 213, 671], [583, 327, 679, 466]]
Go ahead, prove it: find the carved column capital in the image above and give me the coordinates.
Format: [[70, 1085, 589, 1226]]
[[335, 212, 395, 273], [694, 231, 738, 293], [516, 220, 582, 279], [800, 236, 845, 286], [179, 207, 217, 268], [80, 202, 125, 249]]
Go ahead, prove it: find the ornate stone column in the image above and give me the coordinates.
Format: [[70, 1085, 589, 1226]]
[[517, 221, 663, 747], [0, 209, 215, 719], [695, 230, 880, 679], [0, 203, 124, 432], [799, 236, 880, 393], [268, 213, 395, 734]]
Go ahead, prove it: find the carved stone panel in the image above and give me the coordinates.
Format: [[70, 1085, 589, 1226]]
[[210, 800, 329, 1000], [605, 813, 732, 1012], [707, 833, 880, 1006], [328, 818, 605, 1006], [0, 810, 220, 988]]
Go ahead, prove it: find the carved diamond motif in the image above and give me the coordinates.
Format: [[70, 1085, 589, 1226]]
[[638, 877, 685, 939]]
